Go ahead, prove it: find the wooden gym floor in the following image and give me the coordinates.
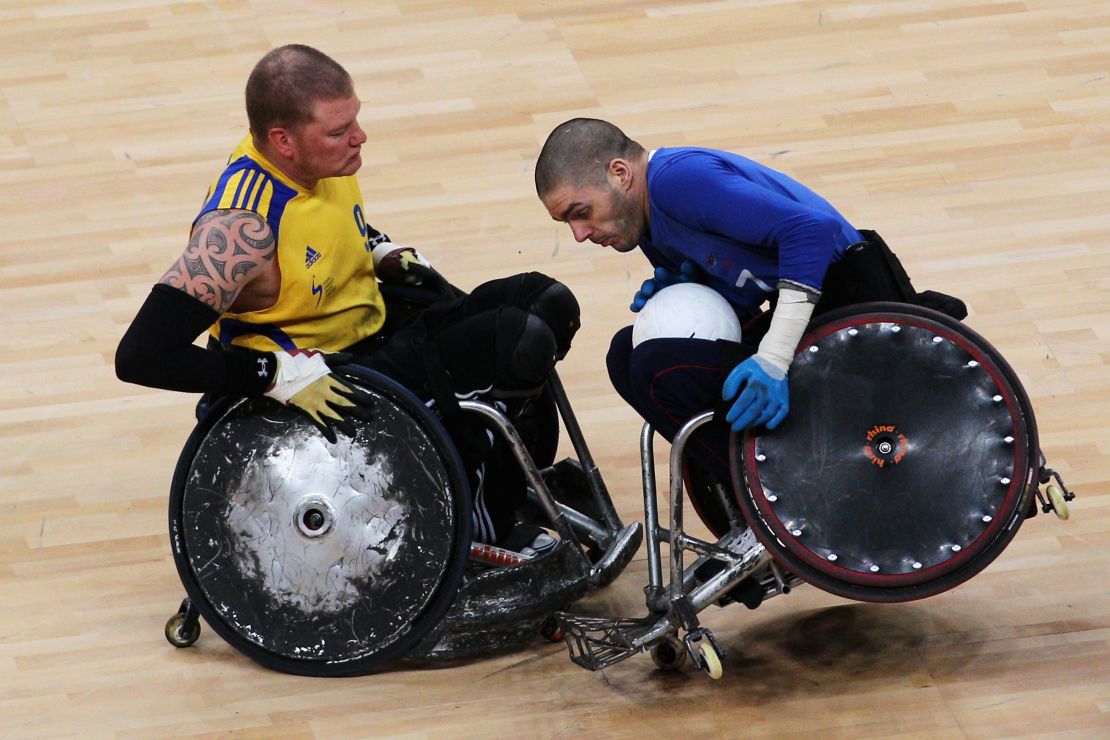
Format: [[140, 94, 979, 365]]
[[1, 0, 1108, 736]]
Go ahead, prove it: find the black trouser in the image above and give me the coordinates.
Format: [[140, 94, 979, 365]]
[[349, 272, 574, 544]]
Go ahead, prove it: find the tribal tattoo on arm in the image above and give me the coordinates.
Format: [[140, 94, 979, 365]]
[[159, 210, 276, 313]]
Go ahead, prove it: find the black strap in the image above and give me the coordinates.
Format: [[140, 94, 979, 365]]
[[816, 230, 917, 313], [816, 231, 966, 320]]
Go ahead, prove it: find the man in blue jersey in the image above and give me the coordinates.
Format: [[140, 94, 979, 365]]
[[536, 118, 952, 490]]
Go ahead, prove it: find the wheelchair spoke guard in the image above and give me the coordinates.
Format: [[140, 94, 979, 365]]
[[168, 367, 471, 676], [732, 303, 1039, 603]]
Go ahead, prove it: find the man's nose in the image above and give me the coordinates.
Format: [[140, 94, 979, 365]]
[[351, 123, 368, 146], [570, 222, 591, 243]]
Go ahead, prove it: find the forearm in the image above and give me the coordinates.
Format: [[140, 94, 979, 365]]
[[757, 284, 818, 374], [115, 284, 273, 396]]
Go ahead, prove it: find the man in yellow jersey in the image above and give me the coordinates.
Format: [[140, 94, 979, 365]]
[[116, 45, 579, 554]]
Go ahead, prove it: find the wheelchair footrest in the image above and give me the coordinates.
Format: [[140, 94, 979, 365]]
[[556, 613, 654, 671]]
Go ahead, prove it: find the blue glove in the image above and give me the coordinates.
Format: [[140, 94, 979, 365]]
[[722, 355, 789, 432], [630, 260, 700, 312]]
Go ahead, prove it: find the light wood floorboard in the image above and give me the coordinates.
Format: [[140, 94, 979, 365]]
[[1, 1, 1108, 737]]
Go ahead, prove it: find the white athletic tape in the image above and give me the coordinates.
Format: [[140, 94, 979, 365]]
[[757, 286, 816, 375], [371, 242, 432, 269], [264, 351, 332, 403]]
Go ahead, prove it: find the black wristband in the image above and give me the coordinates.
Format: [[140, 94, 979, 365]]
[[221, 346, 277, 397]]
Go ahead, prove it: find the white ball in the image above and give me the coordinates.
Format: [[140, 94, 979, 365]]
[[632, 282, 742, 348]]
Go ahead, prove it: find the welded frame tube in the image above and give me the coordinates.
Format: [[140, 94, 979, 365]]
[[640, 422, 664, 599], [547, 372, 623, 531], [458, 398, 592, 570], [667, 411, 715, 603]]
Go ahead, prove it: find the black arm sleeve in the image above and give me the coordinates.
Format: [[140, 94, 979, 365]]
[[115, 284, 275, 396]]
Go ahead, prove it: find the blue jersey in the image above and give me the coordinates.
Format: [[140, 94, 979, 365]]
[[641, 147, 862, 319]]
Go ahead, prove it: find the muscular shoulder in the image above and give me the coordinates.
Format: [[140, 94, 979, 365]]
[[198, 155, 299, 234], [159, 209, 276, 313]]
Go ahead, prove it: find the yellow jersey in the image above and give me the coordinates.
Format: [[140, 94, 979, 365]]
[[198, 135, 387, 352]]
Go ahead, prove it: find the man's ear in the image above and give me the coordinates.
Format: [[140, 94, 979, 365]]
[[607, 158, 633, 191], [267, 126, 295, 159]]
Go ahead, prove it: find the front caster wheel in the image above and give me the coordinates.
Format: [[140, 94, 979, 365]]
[[1046, 483, 1070, 520], [165, 612, 200, 648], [697, 642, 723, 680], [651, 638, 687, 671], [540, 617, 565, 643]]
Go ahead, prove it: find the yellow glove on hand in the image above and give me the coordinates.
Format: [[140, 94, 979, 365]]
[[288, 374, 358, 428], [265, 350, 370, 443]]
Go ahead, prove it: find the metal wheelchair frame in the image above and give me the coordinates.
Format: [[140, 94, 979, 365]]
[[558, 413, 801, 678], [164, 368, 643, 671]]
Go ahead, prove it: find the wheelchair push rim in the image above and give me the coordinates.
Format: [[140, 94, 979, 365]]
[[168, 366, 471, 676], [731, 302, 1039, 603]]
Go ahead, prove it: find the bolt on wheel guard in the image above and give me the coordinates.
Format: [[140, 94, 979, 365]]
[[168, 366, 638, 676]]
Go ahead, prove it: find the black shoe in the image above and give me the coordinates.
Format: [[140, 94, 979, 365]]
[[499, 523, 558, 558]]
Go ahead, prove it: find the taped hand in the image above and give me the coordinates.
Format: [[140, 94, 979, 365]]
[[630, 260, 700, 312], [265, 350, 374, 443], [721, 355, 789, 432], [371, 242, 435, 285]]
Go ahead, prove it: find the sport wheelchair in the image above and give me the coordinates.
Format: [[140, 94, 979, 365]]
[[556, 302, 1075, 679], [162, 366, 641, 675], [161, 277, 642, 676]]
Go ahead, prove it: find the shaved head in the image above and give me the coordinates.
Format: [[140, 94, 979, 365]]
[[535, 118, 645, 198], [245, 44, 354, 141]]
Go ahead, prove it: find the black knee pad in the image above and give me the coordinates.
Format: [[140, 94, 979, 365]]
[[495, 308, 558, 391], [434, 307, 557, 396], [526, 282, 580, 360], [466, 273, 581, 359]]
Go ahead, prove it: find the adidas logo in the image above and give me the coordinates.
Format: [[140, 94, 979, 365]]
[[305, 245, 321, 268]]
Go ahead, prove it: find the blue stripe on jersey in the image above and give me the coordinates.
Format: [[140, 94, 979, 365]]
[[218, 318, 298, 351], [235, 169, 257, 209], [196, 156, 298, 238], [249, 173, 269, 211], [244, 169, 264, 209], [264, 177, 296, 237], [230, 167, 249, 209]]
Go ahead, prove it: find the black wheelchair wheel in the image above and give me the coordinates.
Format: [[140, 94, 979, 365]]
[[168, 366, 471, 676], [731, 302, 1039, 603]]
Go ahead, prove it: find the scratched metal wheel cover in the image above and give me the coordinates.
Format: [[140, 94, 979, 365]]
[[180, 393, 456, 663], [736, 306, 1032, 596]]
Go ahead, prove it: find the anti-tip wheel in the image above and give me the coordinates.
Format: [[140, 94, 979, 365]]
[[1046, 483, 1070, 520], [697, 642, 723, 680], [650, 638, 687, 671], [165, 613, 200, 648], [540, 617, 565, 643]]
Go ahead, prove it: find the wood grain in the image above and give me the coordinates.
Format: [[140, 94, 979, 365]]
[[1, 1, 1107, 736]]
